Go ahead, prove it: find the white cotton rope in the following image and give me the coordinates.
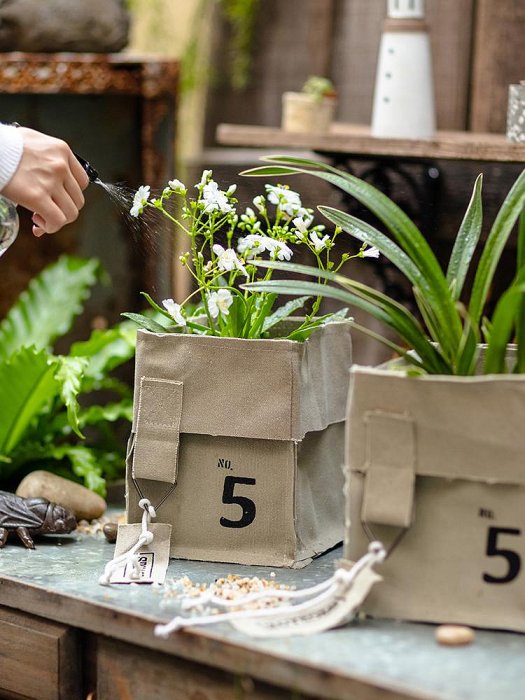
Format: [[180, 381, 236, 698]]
[[99, 498, 156, 586], [154, 541, 386, 638]]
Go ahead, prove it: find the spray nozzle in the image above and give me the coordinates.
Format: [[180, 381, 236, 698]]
[[75, 154, 100, 183]]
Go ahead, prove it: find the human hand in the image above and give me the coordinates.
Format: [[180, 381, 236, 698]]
[[2, 127, 89, 237]]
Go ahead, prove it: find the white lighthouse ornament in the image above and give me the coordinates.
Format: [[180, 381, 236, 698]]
[[371, 0, 436, 139]]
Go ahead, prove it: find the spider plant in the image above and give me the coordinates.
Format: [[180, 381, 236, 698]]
[[241, 155, 525, 375]]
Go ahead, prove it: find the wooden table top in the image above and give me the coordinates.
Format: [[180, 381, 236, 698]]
[[1, 519, 524, 700], [216, 123, 525, 163]]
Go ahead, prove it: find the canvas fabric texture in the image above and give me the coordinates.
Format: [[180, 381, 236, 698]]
[[344, 364, 525, 632], [126, 322, 352, 568]]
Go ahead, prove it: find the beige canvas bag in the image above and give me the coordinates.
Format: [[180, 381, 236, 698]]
[[344, 364, 525, 632], [126, 321, 352, 568]]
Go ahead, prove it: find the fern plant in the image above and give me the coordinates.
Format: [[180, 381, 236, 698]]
[[0, 256, 135, 495], [242, 155, 525, 376]]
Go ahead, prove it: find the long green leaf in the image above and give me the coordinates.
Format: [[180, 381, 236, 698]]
[[245, 277, 447, 373], [446, 174, 483, 300], [244, 155, 449, 291], [484, 271, 525, 374], [455, 314, 480, 376], [0, 256, 99, 360], [243, 156, 462, 356], [318, 205, 456, 353], [249, 260, 450, 372], [121, 312, 170, 333], [262, 295, 310, 333], [516, 208, 525, 371], [0, 347, 59, 454], [469, 168, 525, 325]]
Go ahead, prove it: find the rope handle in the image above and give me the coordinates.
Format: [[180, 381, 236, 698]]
[[99, 499, 156, 586]]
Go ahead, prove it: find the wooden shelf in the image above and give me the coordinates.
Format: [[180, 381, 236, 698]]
[[216, 123, 525, 163]]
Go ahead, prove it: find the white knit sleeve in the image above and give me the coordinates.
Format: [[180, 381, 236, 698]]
[[0, 123, 24, 191]]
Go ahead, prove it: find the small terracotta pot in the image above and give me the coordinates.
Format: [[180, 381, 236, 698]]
[[281, 92, 337, 133]]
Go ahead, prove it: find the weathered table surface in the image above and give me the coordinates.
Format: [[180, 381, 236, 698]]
[[1, 524, 524, 700]]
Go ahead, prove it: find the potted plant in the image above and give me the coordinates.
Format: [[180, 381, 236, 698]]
[[241, 154, 525, 631], [0, 256, 135, 497], [281, 75, 337, 134], [122, 171, 375, 567]]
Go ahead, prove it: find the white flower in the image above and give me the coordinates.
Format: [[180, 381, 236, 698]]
[[162, 298, 186, 327], [362, 245, 380, 259], [272, 240, 293, 261], [265, 185, 302, 216], [252, 195, 265, 213], [309, 231, 330, 252], [237, 234, 273, 258], [207, 289, 233, 319], [199, 169, 212, 187], [226, 184, 237, 195], [130, 185, 151, 217], [202, 181, 234, 214], [293, 217, 309, 240], [168, 179, 187, 195], [213, 244, 248, 276]]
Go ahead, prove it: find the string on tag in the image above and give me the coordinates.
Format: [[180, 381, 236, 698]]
[[99, 498, 156, 586], [154, 541, 386, 639]]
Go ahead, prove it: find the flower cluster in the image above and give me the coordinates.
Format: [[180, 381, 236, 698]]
[[127, 170, 377, 340]]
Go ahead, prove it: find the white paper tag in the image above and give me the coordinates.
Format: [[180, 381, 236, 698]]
[[230, 566, 382, 638], [109, 523, 172, 585]]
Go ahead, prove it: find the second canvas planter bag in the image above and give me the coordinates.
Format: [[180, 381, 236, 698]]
[[344, 364, 525, 632], [126, 321, 352, 568]]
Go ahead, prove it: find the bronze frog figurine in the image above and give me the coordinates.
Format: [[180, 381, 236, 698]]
[[0, 490, 77, 548]]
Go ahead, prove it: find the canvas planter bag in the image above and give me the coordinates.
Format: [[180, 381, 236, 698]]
[[344, 363, 525, 632], [126, 321, 352, 568]]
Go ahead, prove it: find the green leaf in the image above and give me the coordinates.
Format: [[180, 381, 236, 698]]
[[469, 168, 525, 326], [0, 256, 99, 360], [446, 174, 483, 301], [79, 400, 133, 427], [247, 260, 449, 373], [262, 296, 310, 333], [484, 272, 525, 374], [244, 156, 462, 358], [121, 312, 170, 333], [240, 165, 301, 177], [455, 313, 480, 376], [285, 309, 349, 342], [244, 292, 277, 338], [245, 276, 446, 373], [55, 356, 90, 439], [70, 323, 136, 378], [140, 292, 176, 321], [0, 347, 59, 454], [516, 208, 525, 372]]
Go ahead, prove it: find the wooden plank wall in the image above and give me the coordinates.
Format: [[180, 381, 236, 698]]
[[205, 0, 525, 142], [470, 0, 525, 132]]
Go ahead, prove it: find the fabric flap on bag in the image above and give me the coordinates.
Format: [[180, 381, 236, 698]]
[[132, 377, 183, 483], [361, 411, 415, 528]]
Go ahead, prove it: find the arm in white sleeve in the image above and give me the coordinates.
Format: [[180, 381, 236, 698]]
[[0, 123, 23, 192]]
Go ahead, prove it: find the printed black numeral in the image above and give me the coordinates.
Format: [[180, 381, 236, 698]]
[[483, 526, 521, 584], [220, 475, 256, 529]]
